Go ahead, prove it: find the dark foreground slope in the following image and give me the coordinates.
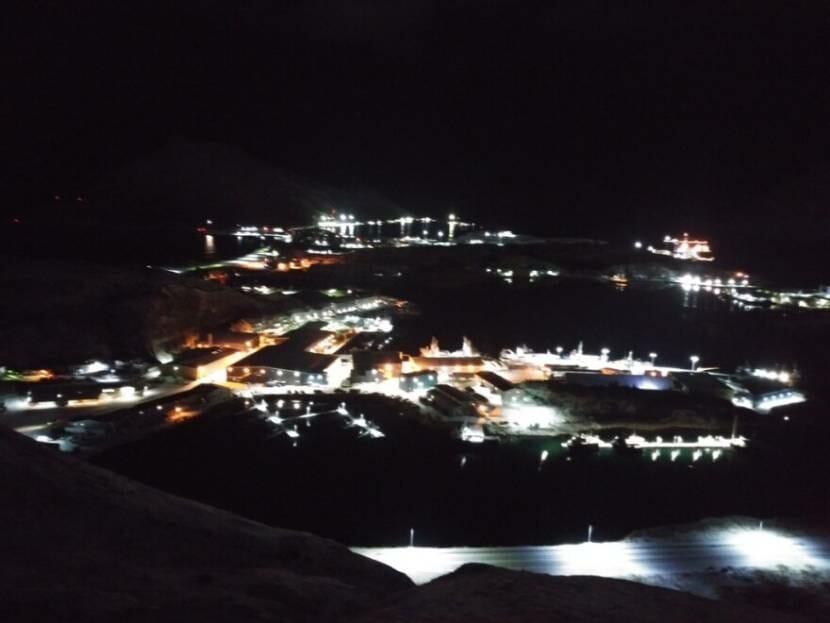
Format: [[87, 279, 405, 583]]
[[354, 563, 803, 623], [0, 426, 411, 623], [0, 426, 803, 623]]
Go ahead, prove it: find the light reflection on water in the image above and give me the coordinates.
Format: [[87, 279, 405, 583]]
[[204, 234, 216, 256]]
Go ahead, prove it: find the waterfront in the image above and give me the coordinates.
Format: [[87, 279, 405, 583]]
[[386, 279, 830, 392], [6, 221, 830, 548], [93, 390, 827, 548]]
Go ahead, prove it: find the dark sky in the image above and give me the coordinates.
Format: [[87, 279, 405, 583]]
[[4, 1, 830, 237]]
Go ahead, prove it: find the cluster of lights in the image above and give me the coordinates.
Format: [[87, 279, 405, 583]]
[[677, 273, 749, 291], [756, 390, 806, 412], [651, 233, 715, 261], [725, 528, 823, 570], [357, 525, 828, 586], [563, 433, 745, 450], [752, 368, 791, 384], [485, 267, 558, 283], [235, 225, 286, 233]]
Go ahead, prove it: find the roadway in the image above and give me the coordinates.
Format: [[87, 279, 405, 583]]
[[0, 382, 201, 433], [354, 530, 830, 585]]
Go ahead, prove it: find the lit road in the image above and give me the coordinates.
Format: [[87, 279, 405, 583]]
[[354, 530, 830, 585], [0, 382, 199, 433]]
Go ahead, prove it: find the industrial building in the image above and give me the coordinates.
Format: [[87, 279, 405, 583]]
[[351, 351, 402, 383], [476, 370, 515, 393], [170, 347, 240, 381], [399, 369, 438, 392], [752, 388, 806, 412], [226, 346, 336, 385], [200, 329, 261, 351], [27, 383, 104, 406], [475, 370, 531, 407], [424, 384, 489, 419], [728, 376, 807, 412], [226, 322, 350, 386], [253, 295, 402, 335]]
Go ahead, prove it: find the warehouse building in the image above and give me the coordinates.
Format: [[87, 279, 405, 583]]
[[169, 347, 241, 381], [476, 370, 515, 393], [227, 346, 336, 386], [399, 369, 438, 392], [351, 351, 403, 383], [424, 384, 489, 419]]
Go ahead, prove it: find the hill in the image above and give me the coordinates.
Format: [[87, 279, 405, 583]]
[[0, 425, 411, 622], [0, 257, 265, 367], [88, 138, 401, 227]]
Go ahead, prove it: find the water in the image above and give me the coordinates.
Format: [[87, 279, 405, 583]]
[[92, 398, 829, 547], [0, 222, 256, 267]]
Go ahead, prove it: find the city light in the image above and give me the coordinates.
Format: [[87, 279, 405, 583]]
[[552, 541, 650, 577], [725, 529, 823, 570]]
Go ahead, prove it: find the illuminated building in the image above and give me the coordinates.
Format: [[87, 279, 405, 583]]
[[351, 351, 403, 382], [476, 370, 515, 393], [424, 384, 489, 419], [199, 330, 260, 351], [399, 369, 438, 392], [226, 347, 336, 386], [226, 323, 346, 385], [169, 347, 240, 381], [27, 383, 104, 406]]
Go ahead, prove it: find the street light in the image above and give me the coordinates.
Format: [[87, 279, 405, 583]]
[[690, 355, 700, 372], [556, 346, 563, 357], [601, 347, 610, 362], [649, 352, 657, 366]]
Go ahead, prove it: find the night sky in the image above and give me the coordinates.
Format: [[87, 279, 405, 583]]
[[5, 1, 830, 239]]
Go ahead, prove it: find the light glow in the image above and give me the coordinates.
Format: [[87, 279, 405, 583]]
[[726, 529, 823, 570], [553, 541, 650, 577]]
